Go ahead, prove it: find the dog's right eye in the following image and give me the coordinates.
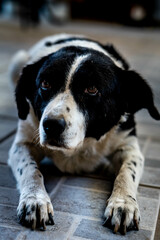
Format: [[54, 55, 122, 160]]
[[41, 80, 51, 90]]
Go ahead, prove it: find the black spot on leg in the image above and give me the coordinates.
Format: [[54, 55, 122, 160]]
[[138, 157, 143, 162], [17, 168, 20, 172], [24, 163, 28, 168], [128, 195, 136, 202], [35, 166, 38, 169], [127, 162, 131, 166], [14, 147, 18, 154], [38, 174, 42, 178], [30, 162, 36, 165], [128, 167, 136, 174], [131, 174, 135, 182], [22, 158, 25, 162], [20, 169, 23, 175], [66, 107, 70, 112], [45, 41, 52, 47], [131, 161, 137, 166]]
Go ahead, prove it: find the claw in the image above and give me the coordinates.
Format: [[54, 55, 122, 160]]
[[49, 213, 55, 225], [31, 219, 36, 230], [18, 205, 26, 224], [113, 223, 120, 233], [134, 219, 139, 231], [40, 219, 46, 231], [122, 224, 126, 235]]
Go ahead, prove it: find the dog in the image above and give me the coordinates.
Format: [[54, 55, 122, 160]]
[[8, 33, 160, 234]]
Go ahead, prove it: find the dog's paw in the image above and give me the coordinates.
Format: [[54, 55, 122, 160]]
[[103, 194, 140, 235], [17, 191, 54, 230]]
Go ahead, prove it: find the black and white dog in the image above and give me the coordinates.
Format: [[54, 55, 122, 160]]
[[8, 34, 160, 234]]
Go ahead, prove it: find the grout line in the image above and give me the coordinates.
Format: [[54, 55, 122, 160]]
[[0, 162, 8, 166], [0, 129, 16, 144], [0, 114, 17, 121], [154, 198, 160, 240], [49, 176, 67, 199], [139, 183, 160, 190], [69, 236, 89, 240], [16, 231, 29, 240], [0, 223, 22, 230], [66, 216, 82, 240], [62, 184, 110, 194], [0, 185, 17, 190], [54, 210, 101, 222], [0, 203, 17, 208]]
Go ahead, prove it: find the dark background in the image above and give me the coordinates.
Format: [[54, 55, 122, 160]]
[[0, 0, 160, 27]]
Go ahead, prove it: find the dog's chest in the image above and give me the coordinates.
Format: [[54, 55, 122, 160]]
[[47, 126, 124, 174]]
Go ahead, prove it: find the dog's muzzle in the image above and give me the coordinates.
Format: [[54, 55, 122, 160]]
[[43, 117, 66, 147]]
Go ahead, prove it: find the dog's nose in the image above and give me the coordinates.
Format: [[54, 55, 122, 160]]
[[43, 118, 66, 138]]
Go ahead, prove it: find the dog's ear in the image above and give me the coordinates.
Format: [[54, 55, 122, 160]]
[[102, 44, 129, 70], [15, 57, 47, 120], [119, 70, 160, 120]]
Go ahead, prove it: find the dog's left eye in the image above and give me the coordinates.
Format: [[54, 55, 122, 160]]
[[41, 80, 51, 90], [85, 86, 98, 95]]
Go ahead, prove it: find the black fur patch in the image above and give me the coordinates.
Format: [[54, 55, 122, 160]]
[[70, 49, 124, 139], [131, 174, 135, 182], [20, 169, 23, 175], [128, 195, 136, 202], [131, 160, 137, 166]]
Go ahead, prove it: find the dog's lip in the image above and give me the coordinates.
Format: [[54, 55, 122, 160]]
[[42, 138, 71, 149], [47, 138, 65, 148]]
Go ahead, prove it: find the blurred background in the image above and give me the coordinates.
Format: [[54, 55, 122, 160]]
[[0, 2, 160, 239], [0, 0, 160, 27]]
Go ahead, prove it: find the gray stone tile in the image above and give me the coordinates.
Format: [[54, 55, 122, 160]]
[[141, 166, 160, 188], [138, 186, 160, 200], [137, 122, 160, 140], [154, 209, 160, 240], [145, 141, 160, 160], [0, 135, 15, 164], [64, 176, 112, 192], [73, 219, 152, 240], [0, 205, 20, 227], [0, 117, 17, 141], [145, 158, 160, 168], [52, 185, 108, 218], [0, 226, 20, 240], [0, 165, 16, 188], [138, 196, 159, 230], [0, 187, 19, 206]]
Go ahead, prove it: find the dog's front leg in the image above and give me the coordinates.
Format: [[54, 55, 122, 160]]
[[104, 136, 144, 234], [8, 140, 54, 230]]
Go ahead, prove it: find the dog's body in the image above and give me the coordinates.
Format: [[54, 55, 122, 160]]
[[8, 34, 160, 234]]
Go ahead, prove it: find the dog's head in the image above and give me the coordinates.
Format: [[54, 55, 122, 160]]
[[15, 46, 160, 150]]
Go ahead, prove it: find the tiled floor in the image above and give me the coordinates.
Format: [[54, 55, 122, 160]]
[[0, 19, 160, 240]]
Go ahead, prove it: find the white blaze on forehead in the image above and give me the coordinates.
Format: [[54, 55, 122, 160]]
[[66, 54, 89, 89]]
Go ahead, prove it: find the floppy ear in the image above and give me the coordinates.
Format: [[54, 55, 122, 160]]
[[15, 57, 48, 120], [102, 43, 129, 70], [119, 70, 160, 120]]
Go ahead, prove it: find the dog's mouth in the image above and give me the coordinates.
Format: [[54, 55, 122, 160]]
[[47, 139, 64, 148]]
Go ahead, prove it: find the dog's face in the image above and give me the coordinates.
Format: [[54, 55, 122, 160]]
[[15, 46, 160, 150]]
